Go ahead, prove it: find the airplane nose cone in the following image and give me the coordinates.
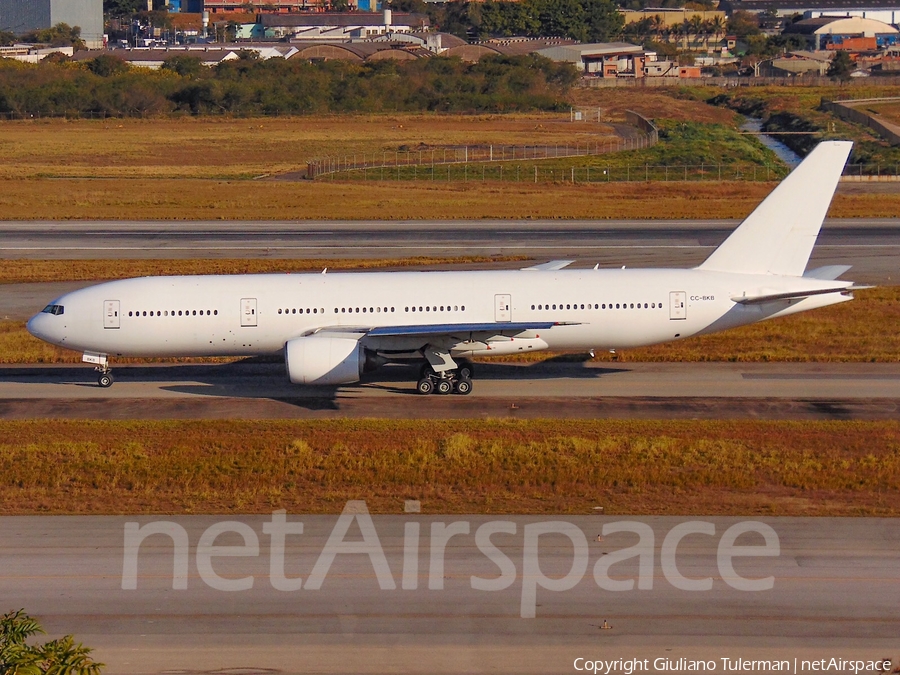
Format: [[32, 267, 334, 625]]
[[27, 313, 50, 341]]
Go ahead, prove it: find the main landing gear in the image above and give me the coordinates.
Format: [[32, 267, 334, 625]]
[[416, 359, 474, 396]]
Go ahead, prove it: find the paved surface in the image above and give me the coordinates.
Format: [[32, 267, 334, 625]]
[[1, 515, 897, 674], [2, 362, 899, 419], [0, 219, 897, 285]]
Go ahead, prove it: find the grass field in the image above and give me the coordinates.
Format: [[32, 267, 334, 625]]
[[0, 114, 618, 181], [3, 286, 897, 364], [2, 178, 897, 220], [0, 257, 527, 284], [865, 100, 900, 127], [3, 96, 900, 219], [689, 84, 900, 165], [1, 419, 897, 516]]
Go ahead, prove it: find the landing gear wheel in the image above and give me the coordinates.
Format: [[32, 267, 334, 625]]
[[436, 379, 453, 395], [419, 363, 435, 379], [454, 377, 473, 395], [97, 373, 114, 388], [457, 361, 474, 380], [416, 377, 435, 395]]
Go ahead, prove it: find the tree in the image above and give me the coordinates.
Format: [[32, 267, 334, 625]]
[[87, 53, 129, 76], [21, 23, 86, 50], [0, 609, 103, 675], [582, 0, 624, 42], [0, 30, 15, 46], [162, 54, 204, 78], [727, 10, 760, 38], [709, 14, 725, 50], [104, 0, 146, 15], [827, 50, 853, 82]]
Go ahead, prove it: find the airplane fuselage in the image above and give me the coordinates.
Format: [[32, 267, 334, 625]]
[[27, 268, 852, 359]]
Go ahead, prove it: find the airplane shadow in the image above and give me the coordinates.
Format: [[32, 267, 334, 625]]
[[1, 357, 632, 406]]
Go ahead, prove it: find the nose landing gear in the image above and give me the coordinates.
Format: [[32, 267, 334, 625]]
[[83, 352, 113, 388]]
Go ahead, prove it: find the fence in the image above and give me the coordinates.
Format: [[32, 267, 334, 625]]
[[319, 162, 898, 183], [821, 98, 900, 147], [307, 110, 659, 180], [579, 75, 900, 88]]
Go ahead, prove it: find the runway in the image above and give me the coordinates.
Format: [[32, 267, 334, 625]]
[[1, 514, 897, 674], [2, 362, 898, 420], [1, 219, 898, 284]]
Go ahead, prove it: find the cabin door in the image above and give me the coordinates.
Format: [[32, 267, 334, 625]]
[[669, 291, 686, 320], [241, 298, 258, 327], [494, 294, 511, 322], [103, 300, 120, 329]]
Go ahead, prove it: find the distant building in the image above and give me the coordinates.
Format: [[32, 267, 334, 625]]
[[0, 43, 74, 61], [620, 8, 727, 29], [536, 42, 647, 77], [0, 0, 103, 48], [720, 0, 900, 23], [259, 10, 428, 40], [762, 50, 831, 75], [72, 44, 298, 68], [783, 16, 899, 49], [204, 0, 360, 12]]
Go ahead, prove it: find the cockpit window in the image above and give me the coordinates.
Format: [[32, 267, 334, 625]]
[[41, 304, 64, 316]]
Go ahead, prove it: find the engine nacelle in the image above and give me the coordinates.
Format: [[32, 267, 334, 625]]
[[285, 336, 364, 385]]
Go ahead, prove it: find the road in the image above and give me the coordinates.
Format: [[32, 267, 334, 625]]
[[1, 514, 897, 675], [2, 362, 898, 420], [0, 219, 897, 285]]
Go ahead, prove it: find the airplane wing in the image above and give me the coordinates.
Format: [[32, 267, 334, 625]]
[[366, 321, 563, 337], [521, 260, 575, 271], [309, 321, 569, 339]]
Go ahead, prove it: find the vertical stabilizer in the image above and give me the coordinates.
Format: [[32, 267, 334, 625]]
[[698, 141, 853, 277]]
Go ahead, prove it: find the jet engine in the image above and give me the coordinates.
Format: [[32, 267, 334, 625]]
[[285, 336, 384, 385], [284, 336, 365, 385]]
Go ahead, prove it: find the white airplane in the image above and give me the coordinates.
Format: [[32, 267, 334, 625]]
[[28, 141, 861, 395]]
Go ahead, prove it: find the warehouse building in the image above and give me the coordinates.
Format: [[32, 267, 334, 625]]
[[0, 0, 102, 48], [782, 16, 899, 49]]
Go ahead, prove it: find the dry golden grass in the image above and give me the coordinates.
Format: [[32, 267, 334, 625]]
[[0, 114, 617, 180], [1, 178, 896, 220], [0, 419, 897, 516], [571, 87, 739, 125], [0, 256, 525, 285], [865, 101, 900, 127], [582, 287, 900, 363], [2, 287, 896, 365]]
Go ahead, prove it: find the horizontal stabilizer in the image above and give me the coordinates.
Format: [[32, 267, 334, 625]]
[[804, 265, 852, 281], [731, 286, 853, 305], [698, 141, 853, 277], [522, 260, 575, 271]]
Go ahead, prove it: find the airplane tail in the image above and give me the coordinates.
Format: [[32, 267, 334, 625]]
[[697, 140, 853, 277]]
